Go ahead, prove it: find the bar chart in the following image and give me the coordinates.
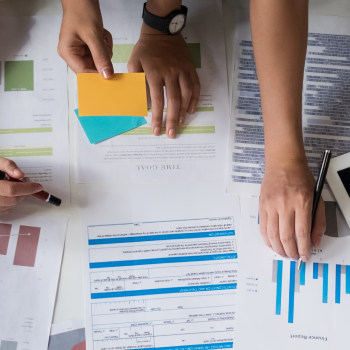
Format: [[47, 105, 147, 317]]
[[313, 263, 329, 303], [335, 264, 350, 304], [0, 225, 41, 267]]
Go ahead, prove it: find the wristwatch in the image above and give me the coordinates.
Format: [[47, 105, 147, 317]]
[[142, 2, 188, 35]]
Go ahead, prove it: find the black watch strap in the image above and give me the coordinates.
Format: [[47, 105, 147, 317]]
[[142, 3, 188, 34]]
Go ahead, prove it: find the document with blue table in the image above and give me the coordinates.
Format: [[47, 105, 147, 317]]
[[79, 183, 240, 350], [235, 196, 350, 350]]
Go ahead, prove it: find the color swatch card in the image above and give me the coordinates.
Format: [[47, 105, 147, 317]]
[[77, 73, 147, 117], [74, 109, 147, 144]]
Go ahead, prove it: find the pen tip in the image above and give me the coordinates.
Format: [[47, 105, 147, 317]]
[[298, 259, 302, 271]]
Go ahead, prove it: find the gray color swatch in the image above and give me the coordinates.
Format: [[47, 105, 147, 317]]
[[0, 340, 17, 350], [48, 328, 85, 350]]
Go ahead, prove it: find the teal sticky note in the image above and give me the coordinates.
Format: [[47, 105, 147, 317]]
[[75, 109, 147, 144]]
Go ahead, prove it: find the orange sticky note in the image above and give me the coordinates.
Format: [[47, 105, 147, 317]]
[[77, 73, 148, 117]]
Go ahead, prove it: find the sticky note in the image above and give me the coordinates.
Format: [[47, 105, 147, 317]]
[[75, 109, 147, 144], [77, 73, 148, 117]]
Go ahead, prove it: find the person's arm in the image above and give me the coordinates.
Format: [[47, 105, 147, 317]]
[[58, 0, 114, 79], [0, 158, 43, 216], [250, 0, 326, 262], [128, 0, 200, 138]]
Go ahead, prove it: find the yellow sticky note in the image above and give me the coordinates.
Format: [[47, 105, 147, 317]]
[[77, 73, 148, 117]]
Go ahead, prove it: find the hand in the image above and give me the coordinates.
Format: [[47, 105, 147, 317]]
[[58, 0, 114, 78], [259, 159, 326, 262], [0, 158, 43, 216], [128, 23, 201, 138]]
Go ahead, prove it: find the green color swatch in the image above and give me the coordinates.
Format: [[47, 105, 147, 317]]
[[0, 148, 52, 157], [112, 43, 201, 68], [4, 61, 34, 91], [0, 127, 52, 134], [123, 125, 215, 135]]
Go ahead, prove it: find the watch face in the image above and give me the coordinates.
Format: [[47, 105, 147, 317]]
[[169, 14, 186, 34]]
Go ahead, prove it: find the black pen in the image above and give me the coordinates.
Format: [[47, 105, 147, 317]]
[[298, 150, 332, 271]]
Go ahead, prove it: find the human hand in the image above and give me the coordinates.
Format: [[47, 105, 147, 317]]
[[259, 159, 326, 262], [128, 24, 201, 139], [0, 158, 43, 216], [58, 0, 114, 78]]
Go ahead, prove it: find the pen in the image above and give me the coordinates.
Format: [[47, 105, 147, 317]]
[[0, 170, 61, 207], [298, 149, 332, 271]]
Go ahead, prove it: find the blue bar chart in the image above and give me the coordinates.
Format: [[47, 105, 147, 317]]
[[272, 260, 283, 315], [335, 264, 350, 304], [313, 263, 329, 303]]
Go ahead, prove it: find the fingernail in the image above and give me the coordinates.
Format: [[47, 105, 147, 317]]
[[189, 106, 196, 114], [153, 127, 160, 136], [300, 255, 310, 262], [169, 129, 176, 138], [35, 185, 43, 192], [101, 67, 113, 79], [179, 117, 184, 125], [13, 168, 22, 176], [315, 237, 322, 248], [293, 256, 300, 261]]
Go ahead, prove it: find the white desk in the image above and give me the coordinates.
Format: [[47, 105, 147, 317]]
[[0, 0, 349, 324]]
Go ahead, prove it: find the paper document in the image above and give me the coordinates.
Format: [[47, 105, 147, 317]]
[[77, 73, 147, 117], [227, 11, 350, 200], [0, 16, 70, 203], [49, 319, 86, 350], [75, 0, 230, 183], [235, 196, 350, 350], [0, 214, 68, 350], [79, 183, 240, 350]]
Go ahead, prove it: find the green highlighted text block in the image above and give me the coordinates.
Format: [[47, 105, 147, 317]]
[[0, 127, 52, 134], [5, 61, 34, 91], [0, 148, 52, 157], [112, 43, 201, 68], [124, 125, 215, 136]]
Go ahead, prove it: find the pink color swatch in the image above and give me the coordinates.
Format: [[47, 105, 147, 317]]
[[13, 226, 41, 267], [0, 223, 12, 255], [72, 340, 86, 350]]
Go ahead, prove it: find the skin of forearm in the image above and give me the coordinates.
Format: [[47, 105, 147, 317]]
[[146, 0, 182, 17], [250, 0, 309, 168]]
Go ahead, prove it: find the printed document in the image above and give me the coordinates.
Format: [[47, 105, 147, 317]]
[[227, 11, 350, 200], [235, 196, 350, 350], [79, 183, 240, 350], [0, 16, 70, 203], [75, 0, 230, 183], [0, 214, 68, 350]]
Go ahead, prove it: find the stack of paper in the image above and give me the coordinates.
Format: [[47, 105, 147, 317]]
[[76, 73, 148, 143]]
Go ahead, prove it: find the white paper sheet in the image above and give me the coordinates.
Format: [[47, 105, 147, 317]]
[[0, 214, 68, 350], [79, 182, 240, 350], [75, 0, 230, 184], [226, 11, 350, 201], [235, 195, 350, 350], [49, 319, 86, 350], [0, 16, 70, 203]]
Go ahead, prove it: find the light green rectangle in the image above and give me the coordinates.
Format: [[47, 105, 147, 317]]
[[0, 148, 53, 157], [147, 107, 214, 112], [0, 127, 52, 134], [112, 44, 135, 63], [112, 43, 201, 68], [123, 126, 215, 135], [5, 60, 34, 91]]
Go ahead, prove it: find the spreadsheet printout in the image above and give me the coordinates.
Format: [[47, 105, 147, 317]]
[[79, 183, 240, 350], [0, 214, 68, 350], [235, 196, 350, 350], [227, 11, 350, 200], [75, 0, 230, 183], [0, 16, 70, 203]]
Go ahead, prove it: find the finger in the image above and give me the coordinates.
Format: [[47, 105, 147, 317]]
[[295, 206, 312, 262], [0, 196, 26, 207], [0, 210, 10, 217], [311, 198, 326, 248], [0, 181, 42, 198], [178, 73, 192, 126], [279, 211, 299, 259], [165, 77, 181, 139], [267, 212, 287, 257], [259, 206, 272, 248], [148, 76, 165, 136], [102, 29, 113, 59], [127, 57, 143, 73], [0, 158, 24, 179], [88, 34, 114, 79], [187, 69, 201, 115]]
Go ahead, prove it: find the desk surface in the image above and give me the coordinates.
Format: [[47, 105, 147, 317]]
[[0, 0, 349, 325]]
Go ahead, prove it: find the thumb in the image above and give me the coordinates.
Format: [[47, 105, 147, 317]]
[[88, 35, 114, 79], [0, 158, 24, 179]]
